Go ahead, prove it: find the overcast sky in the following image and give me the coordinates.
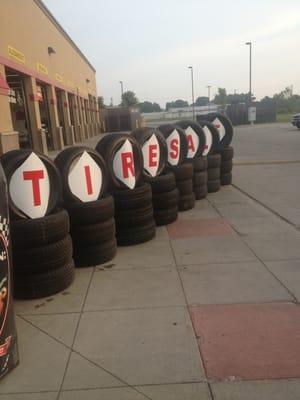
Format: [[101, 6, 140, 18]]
[[44, 0, 300, 107]]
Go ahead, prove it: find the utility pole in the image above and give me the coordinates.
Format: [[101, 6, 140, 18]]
[[188, 66, 195, 121], [245, 42, 252, 104], [119, 80, 124, 101], [207, 85, 212, 112]]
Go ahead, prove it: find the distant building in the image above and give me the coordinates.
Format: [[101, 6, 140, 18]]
[[0, 0, 102, 155], [142, 104, 219, 127]]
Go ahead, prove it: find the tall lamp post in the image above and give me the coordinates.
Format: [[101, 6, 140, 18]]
[[207, 85, 212, 112], [245, 42, 252, 104], [188, 66, 195, 121], [119, 80, 124, 101]]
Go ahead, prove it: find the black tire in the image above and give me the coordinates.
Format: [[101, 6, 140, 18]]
[[221, 172, 232, 186], [0, 149, 62, 219], [71, 218, 116, 245], [218, 146, 234, 161], [13, 235, 73, 274], [193, 171, 207, 186], [170, 162, 193, 181], [54, 146, 107, 203], [207, 154, 221, 168], [207, 167, 220, 180], [178, 193, 195, 211], [197, 113, 234, 149], [95, 133, 143, 190], [115, 205, 154, 228], [149, 172, 176, 194], [158, 124, 188, 166], [73, 238, 117, 268], [66, 194, 114, 225], [194, 185, 208, 200], [176, 179, 193, 195], [152, 188, 179, 209], [154, 206, 178, 226], [14, 261, 75, 300], [11, 208, 70, 248], [197, 120, 220, 155], [176, 120, 206, 158], [117, 222, 156, 246], [221, 160, 233, 174], [192, 156, 207, 172], [113, 183, 152, 211], [131, 127, 168, 178], [207, 179, 221, 193]]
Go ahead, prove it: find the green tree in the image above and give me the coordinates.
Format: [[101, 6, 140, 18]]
[[121, 91, 139, 107], [165, 99, 189, 110], [195, 96, 209, 106], [138, 101, 161, 113], [98, 96, 105, 108], [214, 88, 227, 106]]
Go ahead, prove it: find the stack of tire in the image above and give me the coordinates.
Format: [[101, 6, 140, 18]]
[[197, 113, 234, 186], [158, 124, 195, 211], [0, 149, 75, 299], [176, 120, 209, 201], [131, 127, 178, 226], [96, 133, 156, 245], [218, 146, 234, 185], [55, 146, 117, 267]]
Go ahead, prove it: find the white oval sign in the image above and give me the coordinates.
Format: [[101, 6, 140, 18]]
[[166, 129, 180, 166], [113, 139, 136, 189], [9, 152, 50, 219], [142, 134, 160, 177], [202, 126, 213, 156], [68, 151, 102, 202], [213, 117, 226, 140], [184, 126, 199, 159]]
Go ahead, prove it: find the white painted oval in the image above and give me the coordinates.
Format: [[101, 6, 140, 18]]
[[68, 151, 102, 202], [113, 139, 136, 189], [213, 117, 226, 140], [184, 126, 200, 159], [202, 126, 213, 156], [142, 134, 160, 177], [9, 152, 50, 219], [166, 129, 180, 166]]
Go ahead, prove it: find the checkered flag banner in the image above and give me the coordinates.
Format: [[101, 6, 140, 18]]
[[0, 216, 9, 246]]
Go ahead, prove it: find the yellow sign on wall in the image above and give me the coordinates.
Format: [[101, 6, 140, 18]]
[[37, 62, 48, 75], [8, 45, 25, 64], [55, 73, 63, 82]]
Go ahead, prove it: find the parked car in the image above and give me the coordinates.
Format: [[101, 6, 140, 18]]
[[291, 113, 300, 129]]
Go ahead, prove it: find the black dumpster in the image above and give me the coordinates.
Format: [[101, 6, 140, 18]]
[[0, 162, 18, 379]]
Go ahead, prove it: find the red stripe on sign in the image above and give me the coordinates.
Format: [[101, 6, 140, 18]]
[[214, 124, 221, 129], [84, 165, 93, 195]]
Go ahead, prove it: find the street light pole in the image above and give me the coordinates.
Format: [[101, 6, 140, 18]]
[[188, 66, 195, 121], [207, 85, 211, 112], [245, 42, 252, 104], [119, 80, 124, 100]]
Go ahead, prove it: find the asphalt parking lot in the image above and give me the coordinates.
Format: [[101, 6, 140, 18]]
[[1, 122, 300, 400], [233, 122, 300, 226]]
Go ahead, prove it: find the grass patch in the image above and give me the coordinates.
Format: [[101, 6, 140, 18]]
[[276, 113, 294, 123]]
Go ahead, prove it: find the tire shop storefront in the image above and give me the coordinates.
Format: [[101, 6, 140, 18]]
[[0, 0, 101, 155]]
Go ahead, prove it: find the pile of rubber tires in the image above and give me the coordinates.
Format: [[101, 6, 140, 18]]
[[158, 124, 196, 211], [207, 153, 221, 193], [96, 133, 156, 245], [219, 146, 234, 185], [54, 147, 117, 267], [0, 150, 75, 299], [197, 113, 234, 187], [131, 127, 178, 226]]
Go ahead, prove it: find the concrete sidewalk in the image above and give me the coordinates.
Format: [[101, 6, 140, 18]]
[[1, 183, 299, 399]]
